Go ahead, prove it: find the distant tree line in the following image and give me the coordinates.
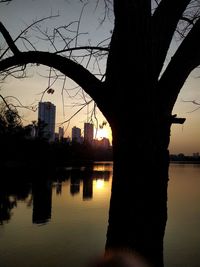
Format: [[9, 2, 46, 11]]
[[170, 153, 200, 162]]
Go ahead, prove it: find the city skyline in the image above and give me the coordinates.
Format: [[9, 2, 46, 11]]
[[0, 1, 200, 155], [35, 101, 199, 156], [37, 101, 111, 147]]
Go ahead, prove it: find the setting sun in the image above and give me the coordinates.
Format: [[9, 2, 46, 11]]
[[95, 127, 112, 143], [96, 128, 108, 139]]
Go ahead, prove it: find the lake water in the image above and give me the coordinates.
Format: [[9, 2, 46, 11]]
[[0, 162, 200, 267]]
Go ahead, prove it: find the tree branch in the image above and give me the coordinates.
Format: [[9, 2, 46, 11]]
[[0, 15, 59, 59], [158, 17, 200, 114], [181, 16, 195, 25], [0, 51, 104, 104], [55, 46, 109, 54], [152, 0, 191, 79], [0, 0, 12, 3], [0, 22, 20, 55]]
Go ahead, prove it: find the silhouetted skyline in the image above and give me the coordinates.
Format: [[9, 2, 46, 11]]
[[0, 1, 199, 155]]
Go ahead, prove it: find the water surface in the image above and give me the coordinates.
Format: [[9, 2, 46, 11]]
[[0, 162, 200, 267]]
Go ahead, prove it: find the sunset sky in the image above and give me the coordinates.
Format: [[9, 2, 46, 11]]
[[0, 0, 200, 155]]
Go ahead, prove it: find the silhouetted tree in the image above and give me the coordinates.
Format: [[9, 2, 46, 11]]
[[0, 0, 12, 3], [0, 101, 22, 135], [0, 1, 200, 266]]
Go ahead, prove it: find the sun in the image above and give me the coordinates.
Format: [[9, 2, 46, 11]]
[[96, 128, 109, 140], [95, 125, 112, 143]]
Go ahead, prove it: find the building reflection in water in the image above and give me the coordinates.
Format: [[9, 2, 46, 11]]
[[56, 182, 62, 195], [1, 162, 113, 226], [32, 180, 52, 225], [83, 177, 93, 200], [70, 169, 81, 196]]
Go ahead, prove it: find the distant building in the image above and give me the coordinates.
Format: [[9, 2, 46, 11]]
[[58, 127, 64, 141], [54, 132, 59, 142], [84, 123, 94, 144], [72, 126, 82, 143], [38, 101, 56, 142]]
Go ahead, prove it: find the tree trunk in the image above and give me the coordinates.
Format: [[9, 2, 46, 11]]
[[102, 3, 173, 266], [105, 116, 171, 267]]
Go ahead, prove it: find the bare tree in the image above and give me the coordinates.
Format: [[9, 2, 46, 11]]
[[0, 3, 110, 128], [1, 1, 200, 266], [0, 0, 12, 3]]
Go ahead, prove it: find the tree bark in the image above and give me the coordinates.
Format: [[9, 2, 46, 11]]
[[106, 117, 171, 267], [103, 2, 172, 266]]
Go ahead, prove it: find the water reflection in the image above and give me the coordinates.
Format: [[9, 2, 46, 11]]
[[32, 180, 52, 225], [0, 163, 200, 267], [70, 170, 81, 196], [83, 176, 93, 200], [0, 162, 113, 226], [0, 193, 17, 224], [0, 179, 31, 225]]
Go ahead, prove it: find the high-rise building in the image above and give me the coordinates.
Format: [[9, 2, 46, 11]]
[[38, 101, 56, 142], [72, 126, 82, 143], [84, 123, 93, 144], [58, 127, 64, 141]]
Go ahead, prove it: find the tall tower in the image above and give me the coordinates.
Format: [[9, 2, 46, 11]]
[[38, 101, 56, 142], [72, 126, 82, 143], [84, 122, 93, 144], [58, 127, 64, 141]]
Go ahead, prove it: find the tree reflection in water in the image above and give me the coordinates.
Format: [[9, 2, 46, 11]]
[[0, 177, 31, 225]]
